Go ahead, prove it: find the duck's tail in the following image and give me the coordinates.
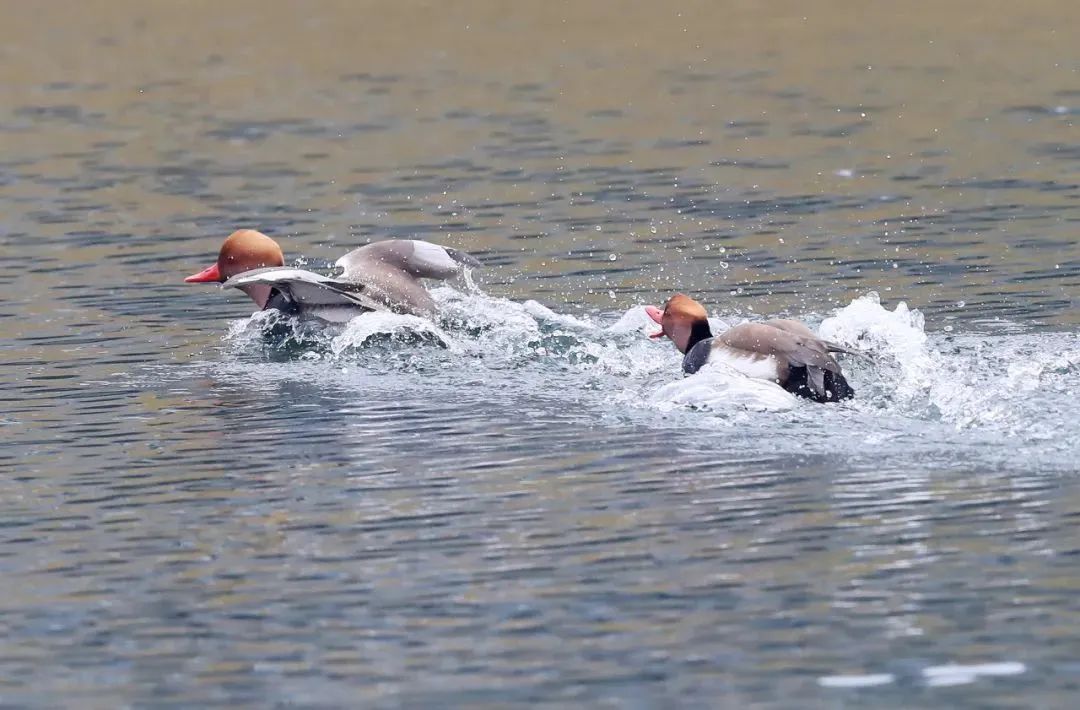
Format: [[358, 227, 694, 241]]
[[825, 341, 873, 361]]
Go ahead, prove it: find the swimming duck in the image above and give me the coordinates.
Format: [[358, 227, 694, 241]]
[[645, 293, 855, 402], [185, 229, 479, 321]]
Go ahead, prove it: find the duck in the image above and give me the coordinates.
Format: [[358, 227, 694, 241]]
[[184, 229, 479, 322], [645, 293, 856, 403]]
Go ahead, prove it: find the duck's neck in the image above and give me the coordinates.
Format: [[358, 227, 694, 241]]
[[239, 283, 272, 309], [686, 319, 713, 352]]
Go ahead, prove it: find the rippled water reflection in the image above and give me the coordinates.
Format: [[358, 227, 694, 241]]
[[3, 1, 1079, 706]]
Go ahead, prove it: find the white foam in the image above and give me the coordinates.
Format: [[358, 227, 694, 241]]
[[330, 310, 453, 355], [522, 299, 595, 330], [208, 287, 1080, 467], [605, 305, 660, 335], [650, 362, 797, 412], [922, 661, 1027, 679], [818, 673, 895, 688], [819, 292, 1080, 439], [924, 671, 977, 687]]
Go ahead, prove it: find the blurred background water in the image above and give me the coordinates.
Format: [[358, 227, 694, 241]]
[[1, 1, 1079, 706]]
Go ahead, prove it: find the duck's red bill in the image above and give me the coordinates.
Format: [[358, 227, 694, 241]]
[[645, 305, 665, 338], [185, 263, 222, 283]]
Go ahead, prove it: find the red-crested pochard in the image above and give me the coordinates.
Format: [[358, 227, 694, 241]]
[[645, 293, 856, 403], [185, 229, 479, 321]]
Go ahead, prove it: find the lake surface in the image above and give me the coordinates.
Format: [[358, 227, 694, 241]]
[[2, 1, 1079, 706]]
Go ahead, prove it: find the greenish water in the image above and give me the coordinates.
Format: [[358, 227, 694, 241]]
[[2, 2, 1079, 707]]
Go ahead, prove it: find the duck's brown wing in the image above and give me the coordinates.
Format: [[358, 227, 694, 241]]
[[720, 322, 843, 397], [766, 318, 868, 358], [334, 239, 480, 316], [764, 318, 816, 339]]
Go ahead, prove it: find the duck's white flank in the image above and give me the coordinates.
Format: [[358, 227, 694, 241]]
[[707, 345, 781, 381]]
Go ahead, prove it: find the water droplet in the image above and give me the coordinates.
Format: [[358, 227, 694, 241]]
[[719, 261, 729, 269], [650, 226, 658, 234], [956, 300, 966, 308], [595, 225, 602, 231], [608, 253, 617, 261]]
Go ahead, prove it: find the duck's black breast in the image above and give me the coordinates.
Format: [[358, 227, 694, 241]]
[[263, 288, 301, 316], [682, 339, 713, 374]]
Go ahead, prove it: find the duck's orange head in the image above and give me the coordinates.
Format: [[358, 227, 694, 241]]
[[184, 229, 285, 283], [645, 293, 710, 353]]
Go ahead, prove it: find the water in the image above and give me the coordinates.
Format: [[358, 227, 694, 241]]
[[3, 1, 1080, 706]]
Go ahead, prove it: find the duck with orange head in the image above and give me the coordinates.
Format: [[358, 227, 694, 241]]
[[185, 229, 480, 322], [646, 293, 856, 403]]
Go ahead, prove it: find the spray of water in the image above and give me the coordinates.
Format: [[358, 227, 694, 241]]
[[209, 284, 1078, 468]]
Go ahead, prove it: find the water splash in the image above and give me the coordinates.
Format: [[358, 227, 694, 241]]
[[204, 286, 1080, 467], [331, 311, 453, 356], [821, 292, 1080, 436]]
